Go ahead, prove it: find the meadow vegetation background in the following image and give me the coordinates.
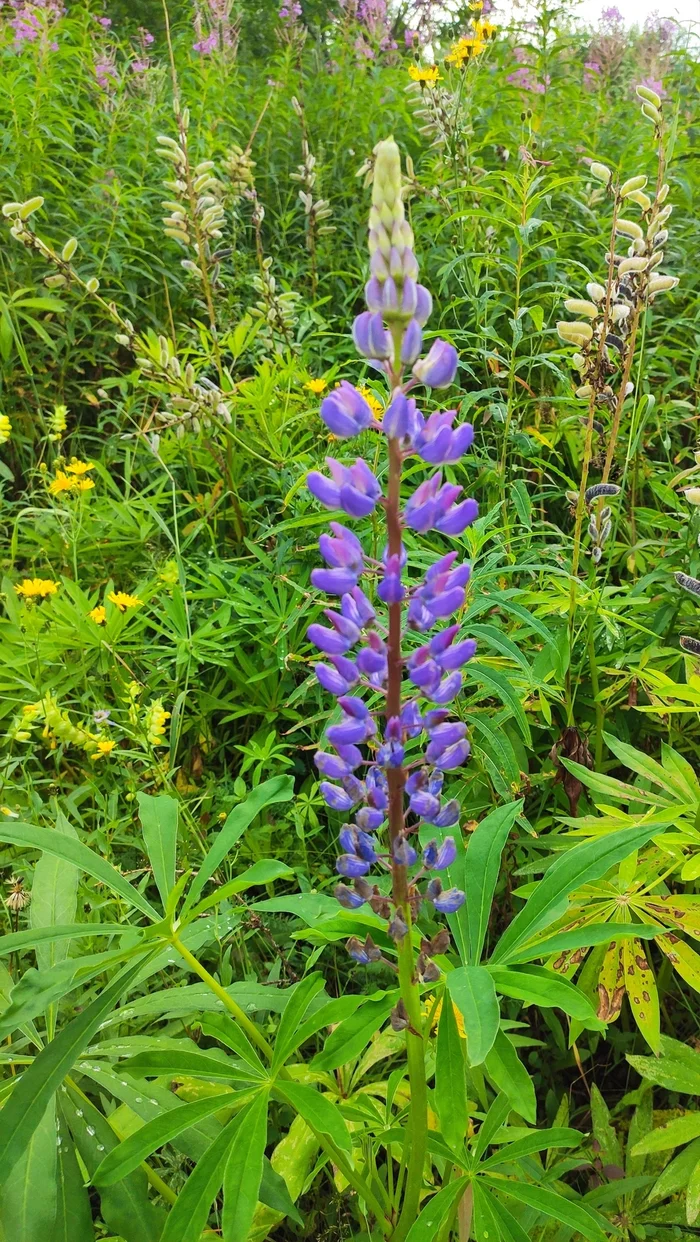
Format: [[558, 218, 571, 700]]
[[1, 0, 700, 1237]]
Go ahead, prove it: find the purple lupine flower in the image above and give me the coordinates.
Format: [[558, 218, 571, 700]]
[[304, 139, 478, 969], [320, 382, 375, 437]]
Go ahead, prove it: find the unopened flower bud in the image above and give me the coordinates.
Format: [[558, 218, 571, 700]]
[[413, 339, 458, 388]]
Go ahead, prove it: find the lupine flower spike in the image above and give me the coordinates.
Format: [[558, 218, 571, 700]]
[[305, 138, 477, 1007]]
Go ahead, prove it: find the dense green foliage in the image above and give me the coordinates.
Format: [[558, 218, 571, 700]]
[[1, 0, 700, 1238]]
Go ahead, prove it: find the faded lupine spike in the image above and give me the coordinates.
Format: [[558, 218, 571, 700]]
[[676, 573, 700, 598], [585, 483, 621, 503]]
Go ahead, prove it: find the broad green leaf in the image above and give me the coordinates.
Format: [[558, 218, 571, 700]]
[[627, 1036, 700, 1095], [488, 965, 603, 1027], [480, 1127, 582, 1168], [474, 1183, 530, 1242], [510, 480, 532, 529], [0, 1097, 57, 1242], [404, 1176, 470, 1242], [473, 1093, 512, 1161], [184, 776, 294, 912], [465, 801, 523, 964], [137, 793, 178, 907], [123, 1048, 254, 1082], [0, 957, 150, 1184], [94, 1093, 241, 1186], [509, 922, 658, 964], [53, 1113, 94, 1242], [491, 824, 661, 964], [435, 993, 468, 1153], [190, 859, 294, 916], [222, 1091, 269, 1240], [632, 1112, 700, 1156], [160, 1112, 244, 1242], [623, 937, 660, 1052], [482, 1175, 609, 1241], [447, 966, 500, 1066], [687, 1155, 700, 1224], [198, 1014, 267, 1075], [312, 992, 397, 1072], [0, 823, 159, 921], [484, 1031, 536, 1124], [647, 1137, 700, 1204], [466, 663, 532, 745], [63, 1087, 164, 1242], [276, 1081, 353, 1156], [30, 811, 78, 975], [0, 923, 137, 957], [272, 973, 326, 1070]]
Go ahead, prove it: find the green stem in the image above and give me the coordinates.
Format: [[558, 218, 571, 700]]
[[392, 929, 429, 1242]]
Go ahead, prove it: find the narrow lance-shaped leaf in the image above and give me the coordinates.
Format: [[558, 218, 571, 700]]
[[464, 800, 523, 964], [435, 991, 468, 1154], [94, 1093, 244, 1187], [137, 792, 178, 907], [447, 965, 500, 1067], [222, 1091, 269, 1240]]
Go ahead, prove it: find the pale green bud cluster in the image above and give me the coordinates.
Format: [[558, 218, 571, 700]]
[[368, 138, 418, 284]]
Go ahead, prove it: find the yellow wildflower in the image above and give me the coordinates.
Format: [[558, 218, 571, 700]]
[[65, 458, 95, 475], [90, 738, 116, 761], [0, 413, 12, 445], [48, 470, 76, 495], [108, 590, 143, 611], [446, 36, 485, 67], [15, 577, 60, 598], [144, 699, 171, 746], [88, 605, 107, 624], [73, 477, 95, 492], [474, 18, 496, 39], [48, 404, 68, 441], [408, 64, 441, 84], [305, 378, 328, 394], [0, 806, 19, 818], [359, 386, 383, 419], [426, 998, 466, 1039]]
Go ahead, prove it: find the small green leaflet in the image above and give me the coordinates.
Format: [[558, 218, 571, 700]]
[[137, 793, 178, 907], [447, 966, 500, 1066]]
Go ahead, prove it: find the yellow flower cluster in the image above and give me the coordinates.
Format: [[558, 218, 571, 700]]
[[144, 699, 171, 746], [47, 459, 96, 496], [359, 386, 383, 419], [47, 404, 68, 441], [15, 577, 60, 599], [445, 35, 485, 66], [408, 64, 441, 85], [0, 413, 12, 446], [108, 590, 142, 611]]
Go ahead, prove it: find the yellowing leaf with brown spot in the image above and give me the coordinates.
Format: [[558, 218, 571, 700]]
[[658, 934, 700, 996], [623, 938, 660, 1053], [597, 940, 624, 1023]]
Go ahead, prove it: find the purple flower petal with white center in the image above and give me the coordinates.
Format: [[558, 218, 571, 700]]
[[308, 623, 352, 656], [435, 497, 479, 536], [413, 339, 458, 388], [315, 662, 351, 694], [355, 807, 385, 832], [434, 739, 471, 770], [353, 311, 392, 360], [433, 798, 460, 827], [320, 381, 374, 437], [377, 738, 405, 768], [439, 638, 477, 671], [321, 782, 355, 811], [336, 853, 371, 878], [433, 886, 465, 913], [422, 839, 439, 868], [315, 750, 352, 779], [432, 671, 462, 703], [335, 883, 367, 909], [311, 567, 358, 595]]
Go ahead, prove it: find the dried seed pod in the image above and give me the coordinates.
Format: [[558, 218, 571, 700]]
[[676, 572, 700, 597], [558, 321, 593, 345], [680, 636, 700, 655], [616, 219, 644, 240], [586, 282, 607, 303], [618, 256, 648, 276], [648, 275, 679, 294], [585, 483, 621, 503]]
